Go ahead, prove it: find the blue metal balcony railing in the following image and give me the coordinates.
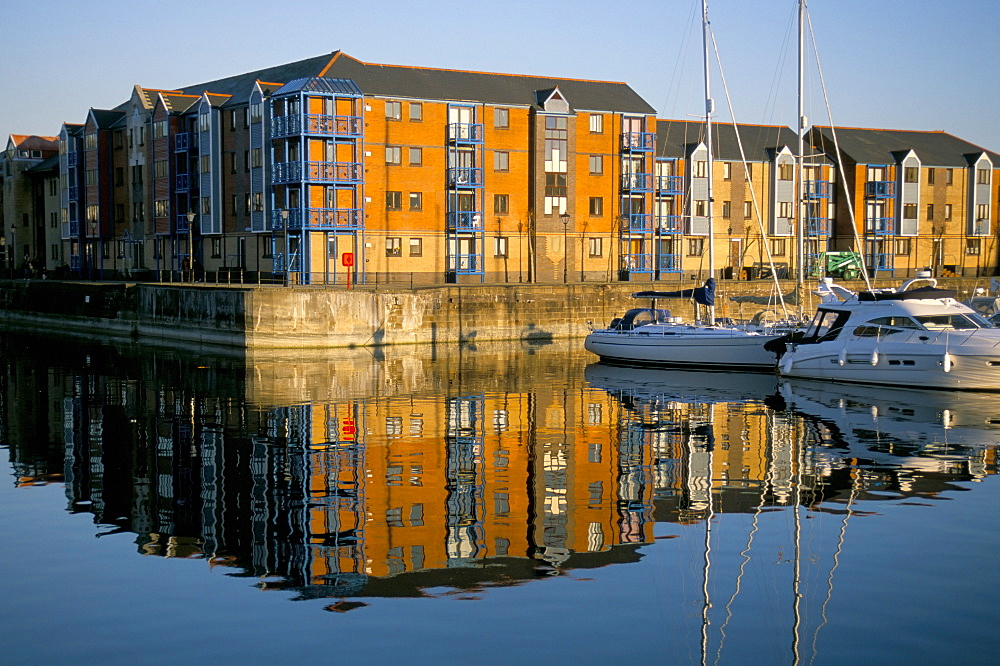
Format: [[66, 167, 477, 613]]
[[805, 180, 831, 198], [70, 255, 81, 270], [868, 252, 893, 272], [68, 186, 79, 201], [176, 173, 189, 192], [448, 253, 482, 274], [656, 215, 684, 233], [866, 181, 895, 198], [622, 253, 654, 273], [625, 214, 652, 233], [175, 133, 189, 152], [271, 208, 364, 231], [805, 218, 828, 236], [448, 123, 484, 144], [866, 217, 894, 235], [447, 167, 484, 188], [271, 114, 363, 139], [67, 152, 79, 168], [621, 173, 653, 191], [447, 211, 485, 231], [272, 161, 363, 185], [176, 215, 191, 233], [656, 175, 684, 194], [658, 253, 682, 273], [621, 132, 655, 151]]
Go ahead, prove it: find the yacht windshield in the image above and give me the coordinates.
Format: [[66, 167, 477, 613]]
[[915, 314, 984, 330]]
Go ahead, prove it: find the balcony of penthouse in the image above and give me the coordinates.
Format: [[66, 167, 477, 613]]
[[272, 161, 363, 185]]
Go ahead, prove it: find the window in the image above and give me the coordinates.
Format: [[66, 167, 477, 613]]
[[250, 148, 262, 168], [744, 201, 752, 219], [409, 192, 422, 210], [494, 108, 509, 129], [966, 238, 981, 255], [153, 120, 169, 138], [771, 238, 786, 256], [687, 238, 705, 256], [231, 195, 238, 215], [903, 203, 917, 219], [385, 146, 401, 165], [50, 211, 59, 228], [244, 150, 250, 172], [778, 163, 794, 180], [154, 160, 168, 179], [589, 155, 603, 174], [386, 237, 402, 256], [154, 200, 168, 217], [386, 191, 402, 210], [131, 165, 143, 184], [85, 169, 98, 186], [211, 238, 222, 258], [494, 194, 509, 214], [200, 197, 211, 215], [976, 204, 990, 224], [494, 151, 509, 172], [904, 167, 918, 183], [409, 102, 422, 121], [85, 133, 97, 150], [927, 169, 936, 185], [946, 168, 954, 185], [978, 168, 990, 185], [115, 167, 124, 186], [252, 192, 263, 212], [494, 236, 508, 257], [927, 203, 935, 220], [86, 204, 99, 222], [722, 200, 731, 219], [694, 200, 709, 217], [51, 244, 59, 261], [408, 147, 422, 166], [693, 160, 707, 178], [588, 197, 603, 216], [200, 155, 211, 173], [250, 102, 263, 123], [722, 162, 732, 180], [386, 101, 401, 120], [894, 238, 911, 255], [944, 204, 953, 221], [198, 113, 210, 132], [409, 238, 422, 256], [778, 201, 793, 218], [589, 114, 603, 133], [589, 237, 603, 257]]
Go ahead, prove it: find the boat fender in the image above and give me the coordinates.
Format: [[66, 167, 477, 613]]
[[781, 356, 794, 375], [870, 350, 879, 366], [838, 347, 847, 366], [942, 353, 953, 372]]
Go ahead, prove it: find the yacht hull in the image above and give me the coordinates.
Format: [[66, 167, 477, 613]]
[[584, 327, 780, 369]]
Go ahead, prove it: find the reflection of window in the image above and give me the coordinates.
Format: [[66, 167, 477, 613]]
[[386, 237, 402, 256]]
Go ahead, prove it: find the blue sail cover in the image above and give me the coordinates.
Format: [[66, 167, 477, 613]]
[[633, 278, 715, 307]]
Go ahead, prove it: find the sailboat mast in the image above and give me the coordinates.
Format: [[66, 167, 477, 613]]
[[796, 0, 807, 304], [702, 0, 716, 324]]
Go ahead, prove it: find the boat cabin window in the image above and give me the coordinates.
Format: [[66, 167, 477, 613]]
[[915, 314, 984, 330], [852, 315, 919, 337], [803, 309, 851, 342]]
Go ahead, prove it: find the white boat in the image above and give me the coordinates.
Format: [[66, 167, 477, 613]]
[[772, 273, 1000, 390]]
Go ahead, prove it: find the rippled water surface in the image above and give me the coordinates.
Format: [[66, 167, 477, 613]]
[[1, 332, 998, 664]]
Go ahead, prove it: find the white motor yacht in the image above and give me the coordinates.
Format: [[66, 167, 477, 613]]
[[771, 273, 1000, 390]]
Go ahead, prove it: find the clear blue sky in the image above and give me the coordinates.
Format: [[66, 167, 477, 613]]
[[3, 0, 998, 151]]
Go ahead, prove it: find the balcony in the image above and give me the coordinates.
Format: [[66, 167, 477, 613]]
[[625, 214, 652, 233], [63, 221, 80, 239], [448, 253, 482, 274], [620, 132, 655, 152], [447, 123, 484, 144], [656, 175, 684, 194], [447, 211, 485, 232], [447, 167, 484, 188], [68, 185, 79, 201], [866, 217, 894, 235], [805, 217, 829, 236], [865, 181, 895, 198], [272, 161, 363, 185], [805, 180, 831, 198], [176, 214, 191, 233], [176, 173, 189, 192], [70, 255, 81, 271], [175, 133, 189, 152], [658, 253, 682, 273], [271, 114, 363, 139], [271, 208, 363, 231], [622, 252, 653, 273], [67, 152, 79, 168], [621, 173, 653, 192], [656, 215, 683, 233]]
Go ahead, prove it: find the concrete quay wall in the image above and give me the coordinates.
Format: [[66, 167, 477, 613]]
[[0, 277, 995, 349]]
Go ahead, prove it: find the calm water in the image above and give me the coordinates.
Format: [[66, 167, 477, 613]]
[[1, 331, 997, 664]]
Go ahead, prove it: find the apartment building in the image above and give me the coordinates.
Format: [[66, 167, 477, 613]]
[[1, 134, 60, 272]]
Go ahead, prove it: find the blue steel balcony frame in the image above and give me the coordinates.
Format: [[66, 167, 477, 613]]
[[866, 217, 894, 235], [271, 208, 363, 231], [176, 214, 191, 233], [621, 132, 655, 152], [175, 133, 189, 152], [867, 251, 893, 273], [805, 218, 828, 236], [272, 161, 363, 185], [658, 253, 682, 273], [447, 167, 484, 188], [67, 220, 80, 236], [67, 152, 79, 168], [866, 181, 895, 198], [70, 255, 81, 270], [448, 211, 485, 232], [448, 253, 482, 274], [656, 215, 684, 233], [621, 173, 653, 192], [805, 180, 831, 198], [270, 114, 363, 139], [623, 252, 654, 273], [68, 185, 79, 201], [448, 123, 484, 144], [176, 173, 189, 192], [656, 175, 684, 194], [625, 214, 652, 233]]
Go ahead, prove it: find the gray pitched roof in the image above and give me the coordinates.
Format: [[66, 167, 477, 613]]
[[176, 51, 655, 113], [26, 154, 59, 173], [89, 109, 124, 129], [810, 126, 1000, 167], [657, 120, 807, 162]]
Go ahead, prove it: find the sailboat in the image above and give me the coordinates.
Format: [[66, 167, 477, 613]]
[[584, 0, 784, 369]]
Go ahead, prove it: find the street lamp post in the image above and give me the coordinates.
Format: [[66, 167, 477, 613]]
[[185, 211, 195, 283], [561, 212, 570, 283], [281, 209, 289, 286]]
